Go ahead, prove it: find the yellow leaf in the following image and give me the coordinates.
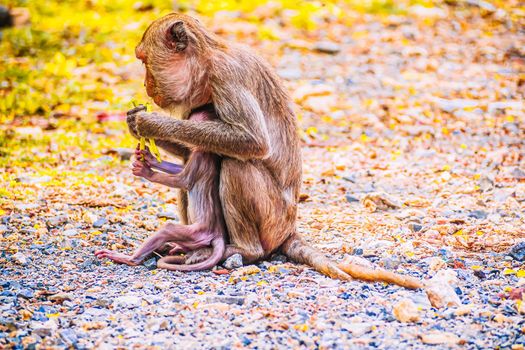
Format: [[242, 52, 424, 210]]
[[503, 268, 517, 275], [517, 270, 525, 278]]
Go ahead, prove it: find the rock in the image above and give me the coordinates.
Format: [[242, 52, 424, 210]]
[[313, 41, 341, 54], [46, 215, 68, 228], [157, 211, 178, 220], [48, 293, 73, 303], [59, 329, 78, 347], [468, 210, 488, 220], [143, 257, 157, 270], [93, 217, 107, 228], [115, 295, 143, 309], [425, 269, 461, 309], [454, 304, 474, 316], [223, 254, 243, 270], [511, 168, 525, 180], [277, 68, 302, 80], [206, 295, 245, 305], [509, 241, 525, 261], [381, 256, 402, 270], [427, 257, 447, 273], [420, 331, 460, 345], [63, 229, 78, 237], [31, 320, 57, 337], [230, 265, 261, 281], [408, 222, 423, 232], [393, 298, 421, 323], [341, 322, 373, 337], [361, 192, 402, 212], [12, 252, 28, 266], [345, 195, 359, 203], [17, 288, 34, 299]]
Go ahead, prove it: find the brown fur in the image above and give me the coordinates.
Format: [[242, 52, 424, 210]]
[[126, 13, 423, 289]]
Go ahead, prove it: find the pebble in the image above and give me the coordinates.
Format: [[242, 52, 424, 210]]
[[425, 269, 461, 309], [93, 217, 107, 228], [206, 295, 245, 305], [420, 331, 460, 345], [46, 215, 68, 227], [63, 229, 78, 237], [143, 257, 157, 270], [223, 254, 243, 270], [393, 298, 421, 323], [115, 295, 143, 309], [509, 241, 525, 261], [49, 293, 73, 303], [157, 211, 178, 220], [12, 252, 28, 266], [313, 41, 341, 54]]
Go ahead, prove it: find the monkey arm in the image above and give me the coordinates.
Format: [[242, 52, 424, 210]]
[[151, 160, 183, 174], [148, 171, 189, 190], [135, 90, 271, 160]]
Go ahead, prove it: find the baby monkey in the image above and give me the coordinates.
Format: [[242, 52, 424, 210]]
[[95, 104, 226, 271]]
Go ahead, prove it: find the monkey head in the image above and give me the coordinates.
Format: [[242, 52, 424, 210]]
[[135, 13, 217, 112]]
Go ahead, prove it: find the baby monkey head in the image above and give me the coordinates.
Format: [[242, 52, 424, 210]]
[[135, 13, 217, 111]]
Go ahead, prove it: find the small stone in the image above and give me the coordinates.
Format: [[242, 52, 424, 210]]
[[59, 329, 78, 347], [511, 168, 525, 180], [93, 217, 107, 228], [48, 293, 73, 303], [509, 241, 525, 261], [341, 322, 373, 337], [408, 222, 423, 232], [157, 211, 178, 220], [46, 215, 68, 228], [206, 295, 245, 305], [345, 195, 359, 203], [454, 304, 473, 316], [17, 288, 34, 299], [12, 252, 28, 266], [313, 41, 341, 54], [223, 254, 243, 270], [420, 331, 460, 345], [468, 210, 487, 220], [277, 68, 302, 80], [63, 229, 78, 237], [425, 269, 461, 309], [393, 298, 421, 323], [115, 295, 143, 309], [143, 257, 157, 270]]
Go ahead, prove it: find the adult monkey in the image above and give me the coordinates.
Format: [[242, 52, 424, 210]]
[[127, 13, 422, 289]]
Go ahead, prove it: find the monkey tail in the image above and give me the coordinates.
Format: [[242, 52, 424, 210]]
[[281, 234, 423, 289], [157, 237, 225, 272]]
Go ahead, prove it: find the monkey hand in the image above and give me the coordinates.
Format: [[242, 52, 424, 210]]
[[126, 105, 147, 139], [135, 145, 160, 167], [132, 159, 155, 179]]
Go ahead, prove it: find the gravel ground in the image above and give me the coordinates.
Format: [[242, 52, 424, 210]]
[[2, 2, 525, 349]]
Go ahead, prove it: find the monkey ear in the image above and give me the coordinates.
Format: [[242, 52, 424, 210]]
[[168, 21, 188, 52]]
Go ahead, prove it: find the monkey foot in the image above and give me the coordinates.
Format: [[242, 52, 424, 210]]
[[94, 249, 140, 266]]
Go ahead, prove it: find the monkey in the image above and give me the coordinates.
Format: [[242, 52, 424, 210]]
[[119, 13, 423, 290], [95, 104, 227, 271]]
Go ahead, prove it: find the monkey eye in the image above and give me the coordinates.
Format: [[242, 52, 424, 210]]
[[167, 21, 188, 52]]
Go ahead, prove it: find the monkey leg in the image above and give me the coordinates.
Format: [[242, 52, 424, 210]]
[[95, 223, 195, 266], [219, 159, 298, 263], [282, 235, 423, 289]]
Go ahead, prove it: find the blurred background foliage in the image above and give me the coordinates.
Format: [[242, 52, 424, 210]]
[[0, 0, 449, 122]]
